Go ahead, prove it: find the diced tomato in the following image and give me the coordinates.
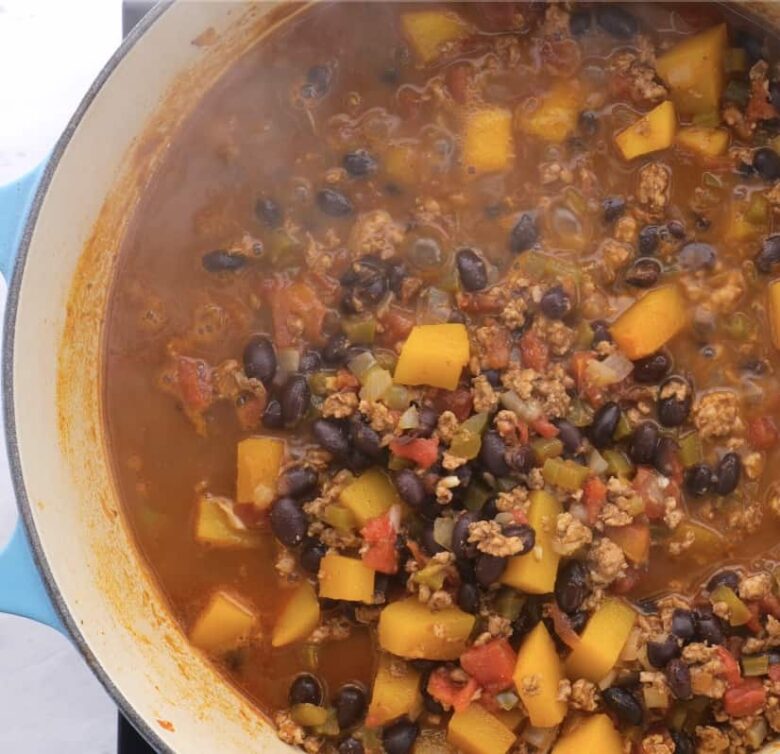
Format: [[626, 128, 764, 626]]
[[389, 437, 440, 470], [511, 509, 529, 525], [606, 523, 650, 565], [427, 668, 479, 713], [433, 388, 473, 422], [460, 639, 517, 693], [361, 513, 398, 574], [762, 594, 780, 620], [482, 325, 512, 370], [611, 566, 643, 595], [378, 306, 415, 347], [531, 417, 559, 439], [520, 331, 549, 372], [716, 646, 742, 687], [770, 664, 780, 683], [746, 602, 762, 634], [723, 679, 767, 717], [570, 350, 604, 406], [633, 467, 667, 520], [583, 477, 607, 525], [176, 357, 213, 411], [335, 371, 360, 391], [747, 416, 780, 451], [548, 603, 582, 650], [264, 278, 328, 348], [456, 291, 506, 315], [445, 63, 471, 104]]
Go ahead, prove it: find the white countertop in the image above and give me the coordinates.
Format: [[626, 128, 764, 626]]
[[0, 0, 125, 750]]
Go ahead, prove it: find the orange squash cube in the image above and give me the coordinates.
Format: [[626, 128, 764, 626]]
[[271, 581, 321, 647], [190, 590, 257, 653], [236, 436, 285, 507], [318, 553, 375, 603], [448, 704, 516, 754], [394, 324, 470, 390], [614, 100, 676, 161]]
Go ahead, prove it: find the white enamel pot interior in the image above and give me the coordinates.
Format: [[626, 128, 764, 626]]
[[4, 1, 307, 751], [6, 2, 780, 754]]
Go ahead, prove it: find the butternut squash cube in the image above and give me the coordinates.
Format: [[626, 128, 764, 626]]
[[271, 581, 321, 647], [551, 713, 623, 754], [378, 598, 475, 660], [401, 11, 471, 65], [190, 590, 256, 653], [366, 654, 422, 727], [502, 490, 562, 594], [513, 623, 567, 728], [319, 553, 375, 603], [515, 82, 581, 143], [614, 100, 676, 161], [606, 523, 650, 565], [726, 202, 765, 243], [769, 281, 780, 351], [194, 495, 264, 548], [340, 468, 401, 526], [676, 126, 729, 158], [669, 520, 726, 565], [656, 24, 727, 116], [565, 598, 636, 682], [394, 324, 470, 390], [236, 436, 285, 507], [491, 708, 525, 732], [463, 108, 514, 174], [448, 704, 516, 754], [610, 284, 688, 360]]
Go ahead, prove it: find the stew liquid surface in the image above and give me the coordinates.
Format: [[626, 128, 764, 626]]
[[105, 3, 780, 752]]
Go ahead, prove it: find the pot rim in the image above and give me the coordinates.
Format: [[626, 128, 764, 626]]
[[2, 2, 175, 751]]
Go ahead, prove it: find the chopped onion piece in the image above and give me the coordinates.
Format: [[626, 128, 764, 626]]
[[585, 352, 633, 387], [588, 448, 609, 475], [500, 390, 542, 422], [417, 287, 452, 325], [642, 684, 669, 710], [348, 351, 377, 382], [495, 690, 519, 711], [360, 367, 393, 402], [385, 385, 411, 411], [433, 517, 455, 550], [568, 502, 588, 524], [522, 725, 558, 752], [277, 347, 301, 374], [494, 512, 516, 527], [398, 405, 420, 430]]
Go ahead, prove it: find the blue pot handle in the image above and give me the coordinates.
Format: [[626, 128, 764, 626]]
[[0, 164, 64, 633]]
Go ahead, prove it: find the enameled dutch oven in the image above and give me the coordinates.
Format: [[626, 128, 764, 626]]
[[3, 2, 780, 753]]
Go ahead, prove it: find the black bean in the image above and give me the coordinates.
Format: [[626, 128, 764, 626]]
[[602, 196, 626, 222], [577, 110, 599, 138], [475, 554, 507, 586], [339, 738, 364, 754], [678, 242, 717, 272], [694, 610, 725, 645], [255, 197, 283, 228], [420, 670, 445, 715], [300, 539, 327, 574], [753, 147, 780, 181], [625, 257, 662, 288], [343, 149, 378, 177], [503, 524, 536, 555], [670, 609, 696, 642], [202, 250, 246, 272], [263, 397, 283, 429], [684, 463, 714, 497], [335, 684, 367, 729], [628, 421, 660, 466], [771, 80, 780, 111], [653, 436, 679, 478], [735, 28, 764, 64], [512, 596, 544, 641], [670, 731, 695, 754], [569, 610, 588, 634], [647, 635, 681, 668], [540, 285, 571, 320], [596, 4, 638, 38], [289, 673, 323, 706], [382, 718, 419, 754], [317, 188, 353, 217], [299, 350, 322, 373], [351, 420, 383, 459], [569, 8, 591, 36], [393, 469, 426, 509], [302, 64, 331, 98], [457, 581, 480, 614], [756, 235, 780, 273], [505, 445, 535, 473], [448, 309, 467, 325], [311, 418, 349, 457], [452, 512, 479, 560], [479, 431, 511, 476], [346, 449, 373, 474], [665, 658, 693, 700], [707, 570, 740, 593], [657, 377, 692, 427], [588, 401, 621, 449], [243, 335, 277, 384], [509, 213, 538, 254], [633, 351, 671, 384], [279, 466, 318, 499], [555, 419, 583, 454], [555, 560, 589, 614], [421, 524, 445, 556], [591, 319, 612, 346], [341, 256, 387, 313], [602, 686, 643, 726], [456, 248, 488, 292], [386, 259, 407, 295], [714, 452, 741, 496], [270, 497, 306, 547], [638, 225, 660, 256], [281, 375, 310, 427], [323, 334, 350, 365]]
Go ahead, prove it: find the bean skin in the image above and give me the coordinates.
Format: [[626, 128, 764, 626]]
[[311, 418, 349, 457], [456, 248, 488, 292], [300, 540, 327, 574], [323, 334, 350, 365], [475, 554, 507, 586], [243, 335, 277, 385], [270, 497, 307, 547], [684, 463, 714, 497], [350, 420, 383, 459], [255, 197, 283, 228], [281, 375, 311, 427], [671, 609, 696, 642], [509, 213, 538, 253], [202, 250, 246, 272], [628, 421, 659, 466], [394, 469, 426, 509], [707, 570, 740, 593], [382, 718, 419, 754], [479, 431, 511, 476], [756, 235, 780, 273], [569, 9, 591, 36], [343, 149, 378, 177], [596, 4, 638, 38], [670, 732, 695, 754], [647, 635, 680, 668], [657, 377, 692, 428], [633, 351, 671, 384], [339, 738, 364, 754], [278, 466, 318, 499], [262, 398, 283, 429], [715, 452, 741, 496], [451, 512, 479, 560], [540, 286, 571, 320], [602, 687, 643, 726], [753, 147, 780, 181], [653, 436, 679, 478], [588, 402, 621, 449], [665, 658, 693, 700], [503, 524, 535, 555], [602, 196, 626, 222], [289, 673, 323, 706], [317, 188, 353, 217], [457, 582, 480, 614], [625, 257, 661, 288], [335, 684, 367, 729], [554, 559, 589, 614]]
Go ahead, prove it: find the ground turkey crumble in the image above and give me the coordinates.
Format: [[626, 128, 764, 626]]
[[468, 520, 528, 557], [693, 390, 744, 440], [553, 512, 593, 555], [637, 162, 671, 214], [587, 538, 627, 586]]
